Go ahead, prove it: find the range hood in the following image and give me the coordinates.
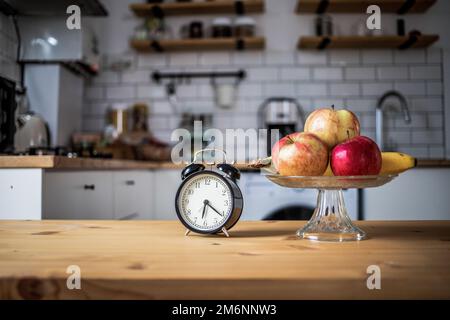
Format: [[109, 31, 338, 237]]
[[1, 0, 107, 16]]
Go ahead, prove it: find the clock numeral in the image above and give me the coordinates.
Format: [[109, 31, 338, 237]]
[[215, 182, 218, 188], [186, 209, 191, 215], [222, 189, 226, 195], [224, 200, 229, 206], [185, 198, 189, 204], [187, 189, 193, 195], [203, 220, 207, 226], [205, 179, 211, 185], [195, 182, 200, 188]]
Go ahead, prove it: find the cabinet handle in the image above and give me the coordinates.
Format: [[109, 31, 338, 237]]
[[125, 180, 135, 186], [83, 184, 95, 190]]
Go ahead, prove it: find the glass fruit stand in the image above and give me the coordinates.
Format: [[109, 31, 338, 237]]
[[263, 168, 397, 241]]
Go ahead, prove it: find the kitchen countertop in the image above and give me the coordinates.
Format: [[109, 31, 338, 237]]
[[0, 220, 449, 299], [0, 155, 449, 170]]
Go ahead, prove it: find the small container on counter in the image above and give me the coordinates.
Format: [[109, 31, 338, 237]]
[[234, 16, 255, 37], [315, 15, 333, 36], [211, 17, 233, 38]]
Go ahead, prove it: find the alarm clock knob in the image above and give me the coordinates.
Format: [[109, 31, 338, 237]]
[[217, 163, 240, 181], [181, 163, 205, 180]]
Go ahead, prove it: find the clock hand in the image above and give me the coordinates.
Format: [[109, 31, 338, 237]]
[[201, 202, 207, 219], [206, 203, 223, 216]]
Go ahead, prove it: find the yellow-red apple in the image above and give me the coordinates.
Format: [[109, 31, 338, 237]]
[[272, 132, 328, 176], [304, 106, 360, 149]]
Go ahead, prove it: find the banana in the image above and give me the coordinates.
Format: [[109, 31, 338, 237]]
[[380, 152, 416, 175]]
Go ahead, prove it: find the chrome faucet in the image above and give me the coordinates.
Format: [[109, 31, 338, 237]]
[[376, 91, 411, 151]]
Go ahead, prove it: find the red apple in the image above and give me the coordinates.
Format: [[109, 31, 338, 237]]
[[304, 106, 360, 149], [272, 132, 329, 176], [331, 136, 382, 176]]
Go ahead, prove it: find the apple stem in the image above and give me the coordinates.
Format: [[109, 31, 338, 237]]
[[347, 130, 350, 140], [331, 104, 335, 110]]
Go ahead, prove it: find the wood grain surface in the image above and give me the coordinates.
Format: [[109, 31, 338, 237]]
[[0, 220, 449, 299]]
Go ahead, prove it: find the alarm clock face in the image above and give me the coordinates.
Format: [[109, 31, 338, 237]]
[[176, 172, 234, 233]]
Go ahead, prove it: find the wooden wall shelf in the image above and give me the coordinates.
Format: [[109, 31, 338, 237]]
[[130, 0, 264, 17], [298, 35, 439, 50], [130, 37, 265, 52], [296, 0, 436, 14]]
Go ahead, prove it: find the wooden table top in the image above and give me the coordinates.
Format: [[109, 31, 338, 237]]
[[0, 220, 449, 300]]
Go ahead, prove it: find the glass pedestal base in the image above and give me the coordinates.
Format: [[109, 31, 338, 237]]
[[297, 189, 366, 242]]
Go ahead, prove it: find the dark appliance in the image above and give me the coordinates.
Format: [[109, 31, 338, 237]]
[[0, 76, 16, 154], [258, 97, 304, 156]]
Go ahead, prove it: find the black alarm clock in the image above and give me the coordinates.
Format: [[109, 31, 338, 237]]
[[175, 149, 243, 237]]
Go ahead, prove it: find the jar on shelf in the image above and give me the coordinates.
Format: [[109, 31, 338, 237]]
[[211, 17, 233, 38], [234, 16, 255, 37]]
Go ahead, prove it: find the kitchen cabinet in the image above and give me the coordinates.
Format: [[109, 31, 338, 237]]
[[153, 169, 180, 220], [113, 171, 153, 220], [43, 171, 114, 219], [43, 170, 154, 220], [0, 169, 42, 220], [363, 168, 450, 220]]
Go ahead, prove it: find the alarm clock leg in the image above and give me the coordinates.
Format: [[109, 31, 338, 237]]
[[221, 227, 230, 238], [185, 229, 191, 236]]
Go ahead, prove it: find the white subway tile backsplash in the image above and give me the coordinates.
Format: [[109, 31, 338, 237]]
[[296, 51, 327, 65], [410, 97, 443, 112], [329, 50, 360, 66], [329, 83, 360, 96], [263, 82, 295, 97], [93, 71, 120, 84], [410, 66, 441, 80], [397, 146, 429, 158], [394, 50, 426, 64], [198, 84, 214, 98], [121, 70, 150, 84], [312, 99, 345, 109], [106, 86, 135, 100], [137, 54, 167, 68], [426, 81, 443, 95], [199, 52, 231, 66], [150, 101, 174, 115], [394, 81, 426, 96], [313, 67, 343, 80], [377, 66, 408, 80], [169, 53, 198, 66], [279, 67, 310, 80], [361, 82, 393, 96], [345, 67, 375, 80], [248, 67, 279, 81], [232, 52, 263, 66], [176, 85, 198, 98], [427, 114, 444, 128], [264, 52, 295, 65], [297, 83, 327, 97], [238, 83, 262, 98], [83, 43, 446, 159], [345, 98, 376, 112], [362, 50, 393, 64], [427, 49, 442, 63], [85, 87, 104, 100], [137, 85, 165, 99], [412, 130, 443, 144], [429, 146, 444, 158]]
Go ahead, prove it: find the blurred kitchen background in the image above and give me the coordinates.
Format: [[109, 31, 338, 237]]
[[1, 0, 450, 222]]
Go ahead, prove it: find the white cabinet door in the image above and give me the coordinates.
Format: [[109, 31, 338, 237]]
[[113, 171, 153, 220], [43, 171, 114, 219], [153, 169, 180, 220], [364, 168, 450, 220], [0, 169, 43, 220]]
